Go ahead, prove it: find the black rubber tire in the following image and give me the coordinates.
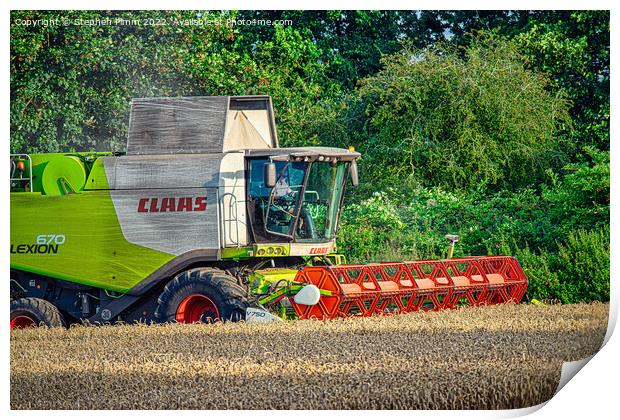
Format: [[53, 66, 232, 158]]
[[154, 268, 248, 323], [10, 298, 65, 328]]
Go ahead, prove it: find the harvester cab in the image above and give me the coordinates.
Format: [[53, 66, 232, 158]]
[[246, 148, 358, 246], [10, 96, 527, 328]]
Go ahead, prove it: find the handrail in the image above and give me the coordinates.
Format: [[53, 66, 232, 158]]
[[221, 192, 240, 248], [10, 154, 33, 192]]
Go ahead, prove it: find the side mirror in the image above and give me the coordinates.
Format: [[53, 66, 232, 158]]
[[349, 160, 359, 187], [264, 162, 277, 188]]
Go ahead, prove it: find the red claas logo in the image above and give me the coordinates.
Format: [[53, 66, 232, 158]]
[[309, 247, 329, 255], [137, 197, 207, 213]]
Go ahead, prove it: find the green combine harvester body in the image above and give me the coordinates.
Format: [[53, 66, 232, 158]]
[[10, 96, 527, 328], [11, 151, 171, 292]]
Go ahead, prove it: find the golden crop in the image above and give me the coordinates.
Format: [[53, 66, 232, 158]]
[[11, 303, 608, 410]]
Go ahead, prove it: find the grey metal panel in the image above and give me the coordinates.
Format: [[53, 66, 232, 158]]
[[102, 156, 116, 188], [127, 97, 229, 155], [103, 154, 224, 189], [110, 188, 219, 256]]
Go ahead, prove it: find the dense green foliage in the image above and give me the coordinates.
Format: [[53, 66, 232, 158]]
[[338, 149, 610, 303], [513, 228, 610, 303], [10, 11, 341, 153], [349, 37, 571, 191], [515, 11, 610, 151], [11, 11, 224, 152], [10, 10, 609, 303]]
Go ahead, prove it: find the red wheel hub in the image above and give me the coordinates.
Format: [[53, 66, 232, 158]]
[[10, 315, 36, 329], [176, 294, 220, 323]]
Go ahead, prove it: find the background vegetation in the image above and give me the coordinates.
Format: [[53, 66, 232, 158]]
[[10, 10, 610, 303]]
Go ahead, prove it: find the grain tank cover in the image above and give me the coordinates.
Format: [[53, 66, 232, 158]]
[[126, 96, 278, 155], [41, 155, 87, 195]]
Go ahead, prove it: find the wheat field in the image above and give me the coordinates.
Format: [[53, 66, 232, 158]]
[[10, 303, 608, 410]]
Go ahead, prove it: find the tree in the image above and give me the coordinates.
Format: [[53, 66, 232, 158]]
[[236, 10, 468, 89], [10, 10, 233, 152], [515, 11, 609, 151], [349, 35, 572, 192], [10, 11, 342, 152]]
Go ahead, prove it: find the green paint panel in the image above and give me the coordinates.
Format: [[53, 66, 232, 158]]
[[84, 157, 111, 190], [220, 247, 253, 260], [250, 268, 299, 294], [10, 189, 174, 293], [41, 155, 86, 195], [27, 153, 111, 194]]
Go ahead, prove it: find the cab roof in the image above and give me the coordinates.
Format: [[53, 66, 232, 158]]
[[245, 146, 360, 161]]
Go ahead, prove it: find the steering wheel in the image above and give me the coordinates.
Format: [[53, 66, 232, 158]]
[[270, 194, 298, 218]]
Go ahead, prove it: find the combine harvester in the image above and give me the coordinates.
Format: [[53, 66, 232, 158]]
[[10, 96, 527, 328]]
